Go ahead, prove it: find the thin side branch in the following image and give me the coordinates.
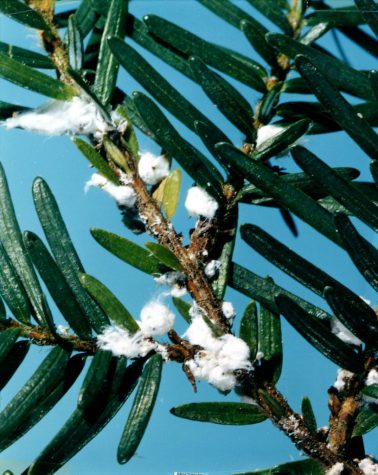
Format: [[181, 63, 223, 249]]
[[0, 319, 96, 353], [251, 383, 364, 475]]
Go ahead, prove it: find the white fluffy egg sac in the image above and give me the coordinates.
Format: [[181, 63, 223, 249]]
[[184, 311, 222, 353], [358, 457, 378, 474], [333, 369, 355, 392], [139, 300, 175, 336], [204, 260, 221, 278], [325, 463, 345, 475], [138, 152, 170, 185], [5, 96, 112, 139], [184, 308, 252, 392], [255, 124, 285, 149], [366, 368, 378, 386], [96, 326, 155, 358], [85, 173, 137, 208], [222, 301, 236, 321], [207, 366, 237, 392], [185, 186, 218, 220]]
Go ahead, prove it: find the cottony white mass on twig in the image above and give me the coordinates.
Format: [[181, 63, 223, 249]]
[[185, 186, 218, 220], [97, 326, 155, 358], [204, 260, 221, 278], [85, 173, 137, 208], [255, 124, 285, 149], [359, 457, 378, 475], [366, 368, 378, 386], [138, 152, 170, 185], [222, 301, 236, 321], [184, 306, 251, 391], [325, 462, 344, 475], [4, 95, 124, 140], [139, 300, 175, 336], [333, 369, 354, 392], [154, 271, 187, 298]]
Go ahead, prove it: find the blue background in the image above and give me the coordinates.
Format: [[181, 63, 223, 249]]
[[0, 1, 376, 474]]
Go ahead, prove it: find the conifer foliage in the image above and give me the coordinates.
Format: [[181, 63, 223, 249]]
[[0, 0, 377, 473]]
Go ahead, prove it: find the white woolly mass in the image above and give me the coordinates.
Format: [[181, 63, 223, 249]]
[[204, 260, 221, 278], [255, 124, 284, 149], [155, 343, 170, 361], [185, 186, 218, 220], [359, 457, 378, 474], [207, 365, 237, 391], [330, 317, 362, 346], [222, 301, 236, 321], [85, 173, 136, 208], [333, 369, 354, 392], [186, 306, 222, 352], [184, 310, 252, 392], [325, 462, 344, 475], [366, 369, 378, 386], [138, 152, 170, 185], [139, 300, 175, 337], [217, 334, 250, 371], [57, 324, 70, 335], [97, 326, 155, 358], [111, 109, 128, 135], [170, 286, 187, 298], [4, 96, 120, 139], [154, 271, 187, 297], [154, 271, 183, 287]]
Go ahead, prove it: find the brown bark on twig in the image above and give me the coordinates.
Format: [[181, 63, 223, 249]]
[[0, 319, 96, 353], [250, 384, 364, 475]]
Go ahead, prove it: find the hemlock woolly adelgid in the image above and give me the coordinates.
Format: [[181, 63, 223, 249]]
[[255, 124, 285, 149], [204, 260, 221, 278], [333, 369, 354, 392], [139, 300, 175, 337], [4, 95, 126, 140], [85, 173, 137, 208], [138, 152, 170, 185], [184, 307, 251, 391], [97, 326, 155, 358], [185, 186, 218, 220], [366, 368, 378, 386]]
